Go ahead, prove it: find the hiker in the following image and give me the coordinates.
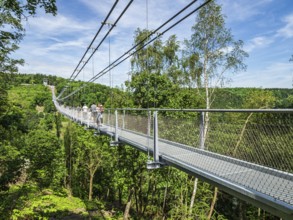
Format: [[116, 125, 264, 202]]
[[97, 103, 104, 126], [90, 103, 97, 122], [82, 104, 88, 122], [77, 106, 81, 121]]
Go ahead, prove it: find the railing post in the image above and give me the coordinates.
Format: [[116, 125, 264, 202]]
[[107, 109, 110, 126], [153, 111, 159, 162], [110, 109, 120, 147], [199, 111, 205, 149], [147, 110, 151, 137], [115, 110, 118, 142], [146, 110, 151, 160], [87, 111, 90, 128], [122, 110, 125, 129], [147, 110, 166, 169]]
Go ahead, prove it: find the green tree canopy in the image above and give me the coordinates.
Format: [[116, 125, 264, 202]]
[[24, 129, 62, 188], [0, 0, 57, 72], [184, 0, 248, 109]]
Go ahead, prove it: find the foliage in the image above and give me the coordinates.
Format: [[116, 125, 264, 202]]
[[184, 0, 248, 108], [126, 71, 177, 108], [1, 68, 290, 220], [0, 183, 88, 219], [24, 129, 63, 188], [128, 28, 183, 108], [243, 89, 276, 109], [0, 0, 291, 213], [0, 142, 23, 190], [0, 0, 57, 72]]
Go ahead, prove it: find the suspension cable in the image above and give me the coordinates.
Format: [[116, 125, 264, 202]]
[[146, 0, 150, 160], [92, 47, 95, 77], [71, 0, 134, 81], [89, 0, 201, 83], [68, 0, 119, 81], [58, 0, 211, 101], [58, 0, 199, 100], [90, 0, 212, 83], [58, 0, 132, 99]]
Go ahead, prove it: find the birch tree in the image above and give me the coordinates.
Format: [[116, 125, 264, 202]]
[[186, 0, 248, 108], [185, 0, 248, 216]]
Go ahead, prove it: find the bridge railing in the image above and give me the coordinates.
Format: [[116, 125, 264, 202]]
[[52, 92, 293, 218], [104, 108, 293, 174], [54, 102, 293, 174]]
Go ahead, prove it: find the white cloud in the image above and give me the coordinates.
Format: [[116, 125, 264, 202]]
[[38, 39, 87, 55], [245, 36, 274, 52], [24, 14, 95, 36], [231, 62, 293, 88], [220, 0, 272, 22], [277, 13, 293, 38], [12, 0, 293, 89]]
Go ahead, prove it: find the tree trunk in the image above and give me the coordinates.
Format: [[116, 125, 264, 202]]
[[258, 208, 262, 220], [203, 52, 210, 148], [189, 177, 198, 217], [118, 187, 122, 205], [89, 172, 94, 201], [207, 187, 218, 219], [162, 185, 168, 213], [239, 201, 243, 220], [233, 113, 253, 156], [124, 187, 134, 220]]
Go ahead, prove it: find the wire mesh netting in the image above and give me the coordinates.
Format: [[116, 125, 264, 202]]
[[55, 105, 293, 174], [157, 111, 293, 173], [54, 101, 293, 208]]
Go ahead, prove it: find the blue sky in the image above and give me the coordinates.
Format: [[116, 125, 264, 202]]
[[14, 0, 293, 88]]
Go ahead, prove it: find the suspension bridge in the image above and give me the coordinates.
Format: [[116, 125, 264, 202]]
[[52, 86, 293, 219], [50, 0, 293, 218]]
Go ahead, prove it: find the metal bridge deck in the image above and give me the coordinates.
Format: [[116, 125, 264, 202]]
[[95, 123, 293, 219]]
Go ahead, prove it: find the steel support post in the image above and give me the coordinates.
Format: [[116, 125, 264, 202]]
[[122, 110, 125, 129], [147, 111, 166, 169], [107, 110, 110, 126], [199, 111, 205, 149], [110, 110, 120, 146], [87, 111, 90, 128], [153, 111, 159, 162], [147, 110, 151, 137], [115, 110, 118, 142]]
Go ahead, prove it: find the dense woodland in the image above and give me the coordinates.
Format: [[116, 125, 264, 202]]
[[1, 0, 293, 219], [0, 72, 292, 219]]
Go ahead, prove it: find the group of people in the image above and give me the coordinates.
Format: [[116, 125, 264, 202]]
[[80, 103, 104, 126]]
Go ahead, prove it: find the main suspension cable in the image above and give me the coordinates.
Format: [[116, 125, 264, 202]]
[[90, 0, 211, 83], [71, 0, 134, 81], [58, 0, 211, 101], [68, 0, 119, 81], [58, 0, 199, 100], [89, 0, 200, 83], [57, 0, 132, 99]]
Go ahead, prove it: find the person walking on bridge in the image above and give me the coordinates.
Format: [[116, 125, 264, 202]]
[[97, 103, 104, 126], [90, 103, 97, 122], [82, 104, 88, 123]]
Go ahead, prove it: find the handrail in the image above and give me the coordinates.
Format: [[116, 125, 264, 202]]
[[104, 108, 293, 113]]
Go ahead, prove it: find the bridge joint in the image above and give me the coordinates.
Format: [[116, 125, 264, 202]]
[[110, 141, 124, 147], [146, 160, 167, 170]]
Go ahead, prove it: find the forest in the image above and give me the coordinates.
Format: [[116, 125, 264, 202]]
[[1, 0, 293, 219], [0, 71, 292, 219]]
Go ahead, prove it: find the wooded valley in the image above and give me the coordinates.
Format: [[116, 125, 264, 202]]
[[0, 72, 292, 219]]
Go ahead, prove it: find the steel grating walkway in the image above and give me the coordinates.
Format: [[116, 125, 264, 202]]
[[97, 123, 293, 219]]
